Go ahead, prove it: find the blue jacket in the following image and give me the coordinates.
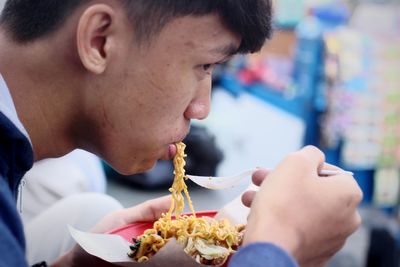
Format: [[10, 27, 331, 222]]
[[230, 242, 298, 267], [0, 111, 33, 267]]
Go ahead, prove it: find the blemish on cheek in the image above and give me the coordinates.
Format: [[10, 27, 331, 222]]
[[184, 41, 196, 49]]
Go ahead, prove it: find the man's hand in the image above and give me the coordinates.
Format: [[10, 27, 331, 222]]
[[51, 196, 171, 267], [242, 146, 363, 267], [90, 195, 171, 233]]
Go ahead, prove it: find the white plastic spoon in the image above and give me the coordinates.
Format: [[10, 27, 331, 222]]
[[186, 169, 354, 190]]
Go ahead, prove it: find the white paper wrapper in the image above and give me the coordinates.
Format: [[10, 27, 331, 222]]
[[69, 185, 255, 266], [214, 184, 256, 225], [69, 226, 205, 267]]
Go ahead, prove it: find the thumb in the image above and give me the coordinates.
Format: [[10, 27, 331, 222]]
[[122, 195, 172, 223]]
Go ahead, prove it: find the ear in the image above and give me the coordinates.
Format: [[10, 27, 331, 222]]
[[77, 4, 116, 74]]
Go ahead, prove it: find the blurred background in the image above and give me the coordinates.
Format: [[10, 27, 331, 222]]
[[6, 0, 400, 266]]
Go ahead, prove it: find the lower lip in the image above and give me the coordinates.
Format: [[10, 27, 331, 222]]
[[162, 144, 177, 160]]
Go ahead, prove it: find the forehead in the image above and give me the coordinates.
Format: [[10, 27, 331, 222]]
[[145, 14, 241, 59]]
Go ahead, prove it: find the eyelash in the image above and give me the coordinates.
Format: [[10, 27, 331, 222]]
[[202, 62, 221, 73], [203, 64, 212, 71]]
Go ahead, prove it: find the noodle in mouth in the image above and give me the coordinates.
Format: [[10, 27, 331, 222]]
[[128, 142, 245, 265]]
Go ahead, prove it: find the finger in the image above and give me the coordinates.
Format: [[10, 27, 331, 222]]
[[242, 190, 257, 207], [273, 146, 325, 181], [123, 195, 171, 223], [252, 169, 269, 186], [322, 163, 342, 171], [319, 163, 346, 177], [301, 145, 325, 169]]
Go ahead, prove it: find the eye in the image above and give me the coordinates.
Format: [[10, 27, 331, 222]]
[[202, 64, 214, 72], [197, 61, 224, 78]]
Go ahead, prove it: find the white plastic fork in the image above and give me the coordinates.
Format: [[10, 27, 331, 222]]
[[186, 168, 354, 190]]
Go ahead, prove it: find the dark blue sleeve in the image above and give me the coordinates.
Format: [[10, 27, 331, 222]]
[[229, 242, 299, 267], [0, 176, 29, 267]]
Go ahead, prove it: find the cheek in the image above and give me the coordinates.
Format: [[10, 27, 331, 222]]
[[144, 73, 195, 114], [116, 62, 197, 133]]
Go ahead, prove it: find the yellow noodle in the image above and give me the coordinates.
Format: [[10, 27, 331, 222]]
[[129, 142, 243, 264], [167, 142, 195, 218]]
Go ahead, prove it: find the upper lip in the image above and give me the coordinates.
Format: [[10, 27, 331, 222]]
[[177, 128, 190, 143]]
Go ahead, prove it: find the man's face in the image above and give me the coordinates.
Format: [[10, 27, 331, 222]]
[[87, 14, 240, 174]]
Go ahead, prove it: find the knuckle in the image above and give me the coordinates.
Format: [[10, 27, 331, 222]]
[[304, 145, 325, 158], [288, 146, 325, 165], [284, 152, 308, 166], [281, 153, 311, 174], [303, 145, 321, 153]]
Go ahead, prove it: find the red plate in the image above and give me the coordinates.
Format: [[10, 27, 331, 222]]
[[107, 210, 218, 242]]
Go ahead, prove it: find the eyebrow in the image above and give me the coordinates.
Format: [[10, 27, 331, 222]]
[[210, 43, 239, 57]]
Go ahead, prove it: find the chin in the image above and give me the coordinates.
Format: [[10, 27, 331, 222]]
[[111, 158, 158, 176]]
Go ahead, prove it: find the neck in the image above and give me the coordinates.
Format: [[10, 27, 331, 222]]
[[0, 29, 83, 161]]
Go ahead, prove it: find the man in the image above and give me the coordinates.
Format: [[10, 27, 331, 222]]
[[0, 1, 362, 266]]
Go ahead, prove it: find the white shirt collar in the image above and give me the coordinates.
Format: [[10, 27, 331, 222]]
[[0, 74, 32, 144]]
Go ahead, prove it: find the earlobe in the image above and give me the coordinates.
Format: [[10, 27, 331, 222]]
[[77, 4, 115, 74]]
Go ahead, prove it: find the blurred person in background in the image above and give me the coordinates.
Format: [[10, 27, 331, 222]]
[[0, 1, 362, 267], [20, 149, 107, 224], [19, 149, 112, 264]]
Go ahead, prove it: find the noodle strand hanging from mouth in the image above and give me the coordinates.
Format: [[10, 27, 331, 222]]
[[128, 142, 244, 265], [167, 142, 195, 218]]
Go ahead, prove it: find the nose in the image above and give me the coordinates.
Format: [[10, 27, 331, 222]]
[[184, 78, 212, 120]]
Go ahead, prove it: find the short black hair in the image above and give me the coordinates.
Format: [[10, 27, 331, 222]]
[[0, 0, 273, 54]]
